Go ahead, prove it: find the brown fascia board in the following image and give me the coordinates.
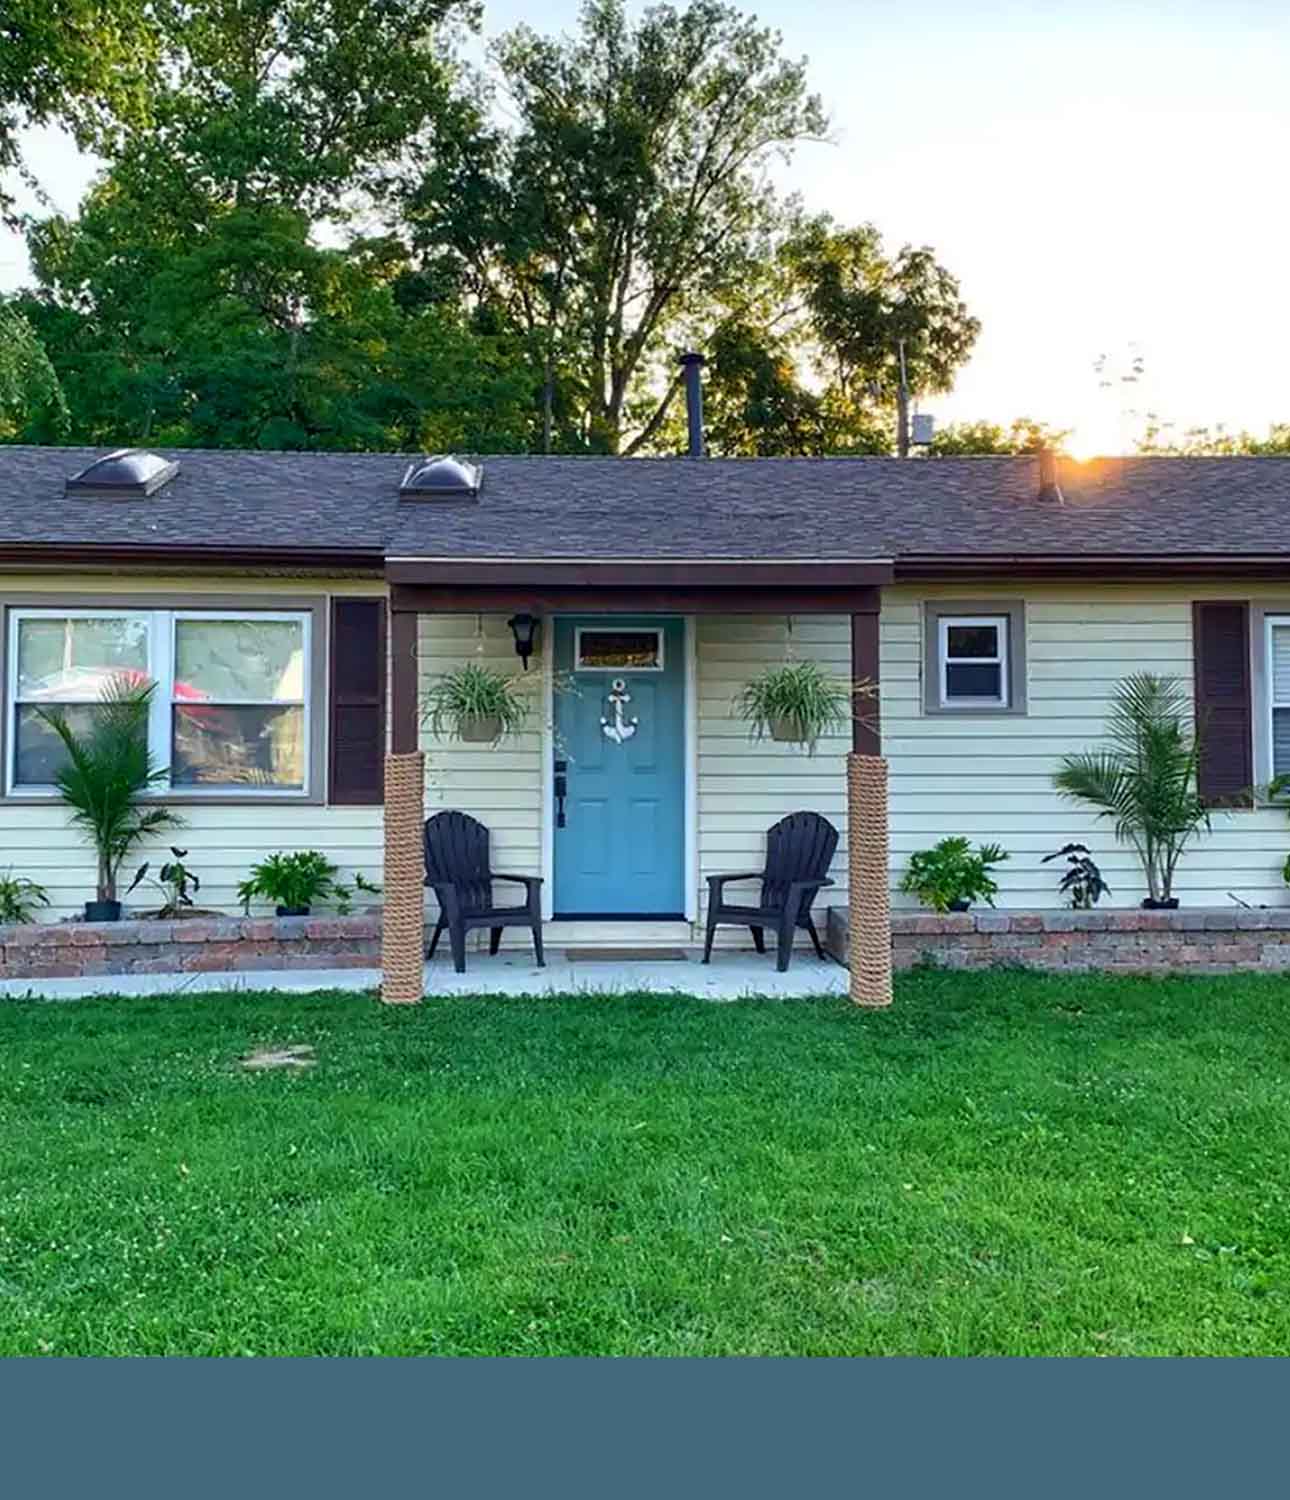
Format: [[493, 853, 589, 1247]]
[[894, 553, 1290, 582], [0, 542, 386, 572], [384, 558, 894, 588]]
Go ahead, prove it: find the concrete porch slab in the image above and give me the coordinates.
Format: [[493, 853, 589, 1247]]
[[423, 948, 846, 999], [0, 949, 844, 1002]]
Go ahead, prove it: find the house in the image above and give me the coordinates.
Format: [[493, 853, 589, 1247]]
[[1, 400, 1288, 998]]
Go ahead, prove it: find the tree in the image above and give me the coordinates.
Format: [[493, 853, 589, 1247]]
[[126, 0, 474, 222], [0, 303, 69, 441], [0, 0, 158, 220], [1136, 421, 1290, 456], [21, 199, 531, 449], [789, 221, 980, 456], [927, 417, 1070, 456], [408, 0, 829, 452], [16, 0, 535, 451]]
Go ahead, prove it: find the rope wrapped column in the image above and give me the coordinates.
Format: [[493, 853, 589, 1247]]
[[382, 751, 425, 1004], [847, 752, 892, 1007]]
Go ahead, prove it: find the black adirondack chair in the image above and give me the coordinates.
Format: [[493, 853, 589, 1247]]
[[702, 811, 838, 972], [424, 810, 545, 973]]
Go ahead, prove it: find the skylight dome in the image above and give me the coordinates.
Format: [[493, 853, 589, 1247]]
[[65, 449, 179, 497], [398, 455, 481, 500]]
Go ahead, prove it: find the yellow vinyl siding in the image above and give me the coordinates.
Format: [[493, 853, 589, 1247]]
[[0, 573, 386, 919], [0, 805, 384, 920], [12, 575, 1286, 931], [697, 614, 850, 923], [885, 583, 1290, 909], [417, 614, 542, 919]]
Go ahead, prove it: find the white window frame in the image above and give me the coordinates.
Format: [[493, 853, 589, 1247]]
[[1264, 614, 1290, 782], [938, 614, 1009, 709], [574, 625, 665, 673], [6, 606, 312, 799]]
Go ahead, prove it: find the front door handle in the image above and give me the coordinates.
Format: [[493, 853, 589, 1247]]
[[554, 759, 568, 828]]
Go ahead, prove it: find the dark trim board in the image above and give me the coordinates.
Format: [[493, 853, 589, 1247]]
[[851, 611, 881, 755], [895, 555, 1290, 583], [386, 560, 893, 589], [389, 584, 884, 616], [0, 544, 383, 572], [389, 604, 420, 755]]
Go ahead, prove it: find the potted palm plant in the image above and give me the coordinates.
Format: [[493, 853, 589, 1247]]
[[1054, 673, 1213, 908], [36, 678, 182, 921], [422, 663, 531, 745], [734, 662, 874, 754]]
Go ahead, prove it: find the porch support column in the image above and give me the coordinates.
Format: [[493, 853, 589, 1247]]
[[849, 605, 892, 1007], [382, 601, 424, 1004]]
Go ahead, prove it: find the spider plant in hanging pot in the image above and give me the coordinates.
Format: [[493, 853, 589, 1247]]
[[734, 661, 874, 754], [422, 663, 531, 746]]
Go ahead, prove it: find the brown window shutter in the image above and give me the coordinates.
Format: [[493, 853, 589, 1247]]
[[329, 599, 386, 805], [1193, 601, 1252, 807]]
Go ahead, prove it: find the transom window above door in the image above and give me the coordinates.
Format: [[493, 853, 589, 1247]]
[[6, 607, 312, 796], [574, 628, 664, 671]]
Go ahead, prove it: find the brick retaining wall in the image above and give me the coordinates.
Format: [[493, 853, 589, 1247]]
[[827, 906, 1290, 975], [0, 915, 381, 981]]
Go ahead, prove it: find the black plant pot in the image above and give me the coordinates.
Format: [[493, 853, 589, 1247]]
[[1140, 897, 1179, 910], [276, 905, 311, 917], [948, 899, 971, 913], [85, 899, 122, 922]]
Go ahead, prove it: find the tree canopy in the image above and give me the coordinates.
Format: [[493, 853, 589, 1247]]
[[0, 304, 69, 441], [4, 0, 999, 457], [0, 0, 159, 220], [1135, 422, 1290, 456]]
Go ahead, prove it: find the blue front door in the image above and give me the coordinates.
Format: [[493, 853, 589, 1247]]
[[554, 617, 686, 917]]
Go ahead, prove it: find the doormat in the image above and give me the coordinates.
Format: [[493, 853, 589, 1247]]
[[565, 948, 690, 962]]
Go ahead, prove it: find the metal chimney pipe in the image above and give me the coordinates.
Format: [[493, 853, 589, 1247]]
[[679, 351, 706, 457], [1037, 447, 1064, 504]]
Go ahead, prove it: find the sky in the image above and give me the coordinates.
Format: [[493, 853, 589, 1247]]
[[2, 0, 1287, 456]]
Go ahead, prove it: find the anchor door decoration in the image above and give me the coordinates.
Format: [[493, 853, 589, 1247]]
[[553, 618, 686, 917], [601, 678, 638, 743]]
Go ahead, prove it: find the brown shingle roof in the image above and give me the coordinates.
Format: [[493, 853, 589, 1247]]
[[0, 446, 1287, 565]]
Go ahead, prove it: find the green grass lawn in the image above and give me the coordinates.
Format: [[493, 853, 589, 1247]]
[[2, 970, 1289, 1356]]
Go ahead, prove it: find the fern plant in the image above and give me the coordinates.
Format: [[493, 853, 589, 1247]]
[[238, 851, 346, 915], [734, 662, 873, 754], [35, 677, 182, 912], [1054, 673, 1211, 906], [899, 837, 1008, 913]]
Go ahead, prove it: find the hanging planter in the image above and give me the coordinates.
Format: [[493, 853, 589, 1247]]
[[769, 713, 809, 743], [734, 661, 873, 754], [459, 713, 504, 744], [422, 664, 531, 747]]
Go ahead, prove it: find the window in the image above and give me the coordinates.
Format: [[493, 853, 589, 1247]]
[[938, 615, 1008, 707], [575, 628, 663, 671], [6, 607, 311, 796], [922, 601, 1026, 715], [1267, 616, 1290, 777]]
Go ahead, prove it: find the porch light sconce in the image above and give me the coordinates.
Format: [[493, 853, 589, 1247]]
[[507, 613, 539, 670]]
